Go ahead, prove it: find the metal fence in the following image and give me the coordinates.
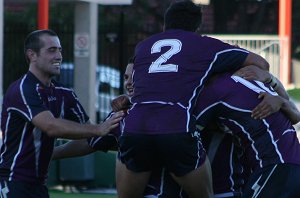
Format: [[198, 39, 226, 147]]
[[209, 34, 281, 80]]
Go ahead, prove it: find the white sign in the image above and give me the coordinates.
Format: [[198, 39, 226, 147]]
[[192, 0, 210, 5], [74, 33, 90, 57]]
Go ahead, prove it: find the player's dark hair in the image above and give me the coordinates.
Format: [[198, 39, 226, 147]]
[[24, 29, 58, 63], [164, 0, 202, 32], [128, 57, 134, 64]]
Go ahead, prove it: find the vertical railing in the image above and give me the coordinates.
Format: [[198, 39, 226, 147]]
[[208, 35, 289, 87]]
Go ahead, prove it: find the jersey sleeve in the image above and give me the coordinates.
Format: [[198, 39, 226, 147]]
[[87, 111, 120, 152], [63, 89, 90, 123], [212, 49, 249, 73], [87, 135, 118, 152], [8, 80, 48, 122], [205, 36, 249, 73]]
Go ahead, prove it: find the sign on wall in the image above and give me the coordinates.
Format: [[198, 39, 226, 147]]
[[74, 33, 90, 57]]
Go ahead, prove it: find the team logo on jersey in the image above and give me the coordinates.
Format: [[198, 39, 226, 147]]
[[48, 96, 57, 102]]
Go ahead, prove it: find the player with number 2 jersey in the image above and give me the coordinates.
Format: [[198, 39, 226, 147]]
[[117, 2, 270, 198]]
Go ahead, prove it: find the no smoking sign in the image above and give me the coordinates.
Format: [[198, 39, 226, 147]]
[[74, 33, 90, 57]]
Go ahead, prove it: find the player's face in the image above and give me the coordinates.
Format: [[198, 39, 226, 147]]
[[124, 63, 134, 97], [35, 35, 62, 78]]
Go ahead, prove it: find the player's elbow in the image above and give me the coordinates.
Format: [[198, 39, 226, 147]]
[[244, 52, 270, 71], [36, 116, 68, 138], [291, 115, 300, 125], [261, 60, 270, 71], [42, 119, 62, 137], [32, 111, 62, 137]]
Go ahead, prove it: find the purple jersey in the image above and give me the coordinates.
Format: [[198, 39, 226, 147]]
[[202, 129, 247, 197], [195, 73, 300, 171], [87, 113, 120, 152], [0, 72, 89, 184], [124, 30, 248, 135]]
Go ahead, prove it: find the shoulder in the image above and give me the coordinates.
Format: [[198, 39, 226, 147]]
[[212, 74, 238, 92], [7, 74, 37, 98], [52, 80, 75, 93], [200, 73, 234, 100], [53, 81, 81, 105]]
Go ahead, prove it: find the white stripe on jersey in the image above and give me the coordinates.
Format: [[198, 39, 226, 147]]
[[197, 101, 284, 167], [0, 113, 11, 164], [20, 74, 33, 120], [9, 122, 28, 181], [231, 75, 277, 96], [7, 107, 31, 121], [33, 127, 42, 177]]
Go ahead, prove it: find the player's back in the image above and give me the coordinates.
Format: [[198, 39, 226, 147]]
[[125, 30, 248, 135], [132, 29, 246, 104]]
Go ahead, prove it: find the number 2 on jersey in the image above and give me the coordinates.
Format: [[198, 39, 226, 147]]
[[148, 39, 182, 73]]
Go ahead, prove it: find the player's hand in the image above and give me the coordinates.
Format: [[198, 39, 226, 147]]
[[97, 111, 124, 136], [252, 92, 283, 119], [111, 94, 131, 112], [234, 65, 271, 83]]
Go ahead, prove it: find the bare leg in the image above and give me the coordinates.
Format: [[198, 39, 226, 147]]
[[115, 159, 152, 198], [171, 157, 213, 198]]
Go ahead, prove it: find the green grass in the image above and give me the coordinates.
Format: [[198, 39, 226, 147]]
[[49, 190, 117, 198], [288, 88, 300, 101]]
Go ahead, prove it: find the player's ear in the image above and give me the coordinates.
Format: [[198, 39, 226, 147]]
[[26, 49, 37, 62]]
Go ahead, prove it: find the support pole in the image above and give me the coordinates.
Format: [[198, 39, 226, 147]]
[[74, 2, 98, 123], [118, 6, 125, 95], [38, 0, 49, 29], [279, 0, 292, 85]]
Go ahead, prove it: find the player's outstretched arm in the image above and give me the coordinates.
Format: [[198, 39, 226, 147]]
[[32, 110, 124, 139], [52, 139, 95, 160]]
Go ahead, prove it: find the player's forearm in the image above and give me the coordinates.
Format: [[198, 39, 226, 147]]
[[270, 77, 289, 100], [270, 78, 300, 124], [280, 98, 300, 125], [33, 111, 123, 139], [45, 118, 103, 139], [52, 139, 95, 160], [263, 75, 300, 123]]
